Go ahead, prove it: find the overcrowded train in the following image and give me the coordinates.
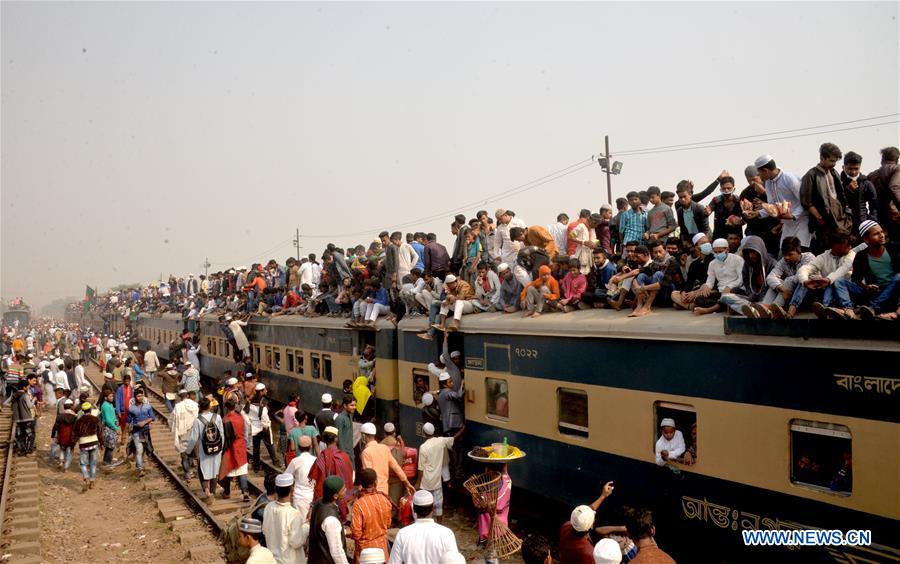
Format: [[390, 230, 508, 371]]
[[67, 308, 900, 562]]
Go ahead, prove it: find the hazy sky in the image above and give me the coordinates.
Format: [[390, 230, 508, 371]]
[[2, 1, 898, 309]]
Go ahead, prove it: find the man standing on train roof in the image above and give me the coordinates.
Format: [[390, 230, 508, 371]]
[[800, 143, 852, 253], [754, 154, 811, 250]]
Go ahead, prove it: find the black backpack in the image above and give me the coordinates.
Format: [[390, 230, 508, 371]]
[[201, 413, 223, 455]]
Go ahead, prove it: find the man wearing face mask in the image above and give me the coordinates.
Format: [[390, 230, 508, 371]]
[[840, 151, 878, 236], [671, 233, 715, 311], [692, 238, 745, 316], [706, 174, 745, 241]]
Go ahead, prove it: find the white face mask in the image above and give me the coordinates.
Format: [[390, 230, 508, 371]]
[[847, 174, 860, 181]]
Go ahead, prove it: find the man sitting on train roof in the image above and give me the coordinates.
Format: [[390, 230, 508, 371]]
[[431, 274, 475, 332], [629, 241, 680, 318], [692, 238, 745, 316], [828, 220, 900, 320]]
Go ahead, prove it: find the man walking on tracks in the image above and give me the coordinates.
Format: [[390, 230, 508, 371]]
[[262, 473, 309, 564], [127, 387, 156, 478], [185, 396, 224, 501]]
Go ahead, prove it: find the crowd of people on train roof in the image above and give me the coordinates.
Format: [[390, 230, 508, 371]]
[[3, 321, 680, 563], [72, 143, 900, 326]]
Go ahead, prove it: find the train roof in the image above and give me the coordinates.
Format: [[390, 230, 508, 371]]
[[139, 312, 396, 332], [397, 310, 900, 352]]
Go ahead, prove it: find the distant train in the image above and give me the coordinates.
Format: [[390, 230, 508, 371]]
[[3, 304, 31, 329], [67, 308, 900, 562]]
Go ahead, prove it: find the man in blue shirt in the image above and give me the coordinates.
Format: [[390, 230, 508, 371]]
[[126, 387, 156, 477], [618, 191, 649, 246]]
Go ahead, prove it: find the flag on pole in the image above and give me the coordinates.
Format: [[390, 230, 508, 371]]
[[83, 285, 96, 312]]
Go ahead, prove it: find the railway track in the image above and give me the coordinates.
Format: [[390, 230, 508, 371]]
[[82, 366, 244, 561], [0, 401, 41, 563]]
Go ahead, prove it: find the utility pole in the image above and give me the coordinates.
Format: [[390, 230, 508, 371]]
[[604, 135, 613, 205], [202, 257, 211, 277], [292, 228, 301, 261]]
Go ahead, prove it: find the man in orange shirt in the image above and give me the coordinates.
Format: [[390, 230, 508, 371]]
[[360, 423, 415, 497], [350, 469, 393, 564], [242, 270, 267, 313], [520, 265, 560, 318]]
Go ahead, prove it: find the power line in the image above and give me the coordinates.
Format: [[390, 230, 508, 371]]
[[209, 237, 293, 267], [614, 120, 899, 157], [615, 114, 900, 155], [299, 156, 596, 239]]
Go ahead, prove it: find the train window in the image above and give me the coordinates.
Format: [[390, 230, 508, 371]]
[[264, 346, 273, 369], [486, 378, 509, 419], [311, 354, 321, 379], [253, 345, 261, 366], [654, 402, 697, 466], [296, 351, 304, 376], [412, 369, 431, 406], [323, 355, 333, 382], [557, 388, 589, 438], [273, 349, 282, 371], [286, 349, 295, 373], [790, 420, 852, 495]]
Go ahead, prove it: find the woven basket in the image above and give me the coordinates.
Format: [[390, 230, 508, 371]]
[[463, 471, 501, 513], [487, 518, 522, 559]]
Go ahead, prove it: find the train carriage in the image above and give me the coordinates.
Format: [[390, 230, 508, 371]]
[[135, 313, 401, 431], [396, 310, 900, 563]]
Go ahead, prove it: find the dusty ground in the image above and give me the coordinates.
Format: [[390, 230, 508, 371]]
[[35, 407, 208, 563]]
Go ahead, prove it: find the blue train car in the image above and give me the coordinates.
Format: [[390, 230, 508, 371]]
[[396, 310, 900, 562]]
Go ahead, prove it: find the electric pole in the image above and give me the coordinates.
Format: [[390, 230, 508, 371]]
[[202, 257, 211, 277], [293, 228, 301, 261], [605, 135, 612, 205]]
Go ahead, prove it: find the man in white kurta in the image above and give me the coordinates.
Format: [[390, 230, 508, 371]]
[[389, 490, 458, 564], [172, 390, 199, 479], [284, 435, 317, 522], [262, 473, 309, 564]]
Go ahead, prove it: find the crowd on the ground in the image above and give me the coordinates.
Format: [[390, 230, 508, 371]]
[[3, 318, 681, 563], [70, 144, 899, 327]]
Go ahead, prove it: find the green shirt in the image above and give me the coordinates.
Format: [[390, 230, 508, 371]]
[[288, 425, 318, 451], [100, 401, 119, 431], [868, 251, 894, 288]]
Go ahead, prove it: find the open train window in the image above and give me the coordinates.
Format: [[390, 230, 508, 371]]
[[558, 388, 588, 438], [654, 402, 697, 465], [264, 346, 273, 369], [286, 349, 295, 373], [486, 378, 509, 420], [273, 348, 282, 371], [412, 368, 431, 406], [311, 354, 321, 379], [253, 345, 261, 366], [296, 351, 304, 376], [790, 420, 852, 495], [323, 354, 333, 382], [223, 340, 231, 360]]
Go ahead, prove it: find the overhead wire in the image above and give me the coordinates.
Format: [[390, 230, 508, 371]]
[[299, 156, 596, 239], [612, 120, 899, 157], [615, 114, 899, 156]]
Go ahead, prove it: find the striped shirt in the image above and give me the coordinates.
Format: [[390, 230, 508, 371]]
[[619, 208, 649, 245], [350, 490, 392, 561]]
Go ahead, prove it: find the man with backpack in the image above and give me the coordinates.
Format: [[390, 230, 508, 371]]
[[51, 398, 78, 471], [185, 396, 224, 501]]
